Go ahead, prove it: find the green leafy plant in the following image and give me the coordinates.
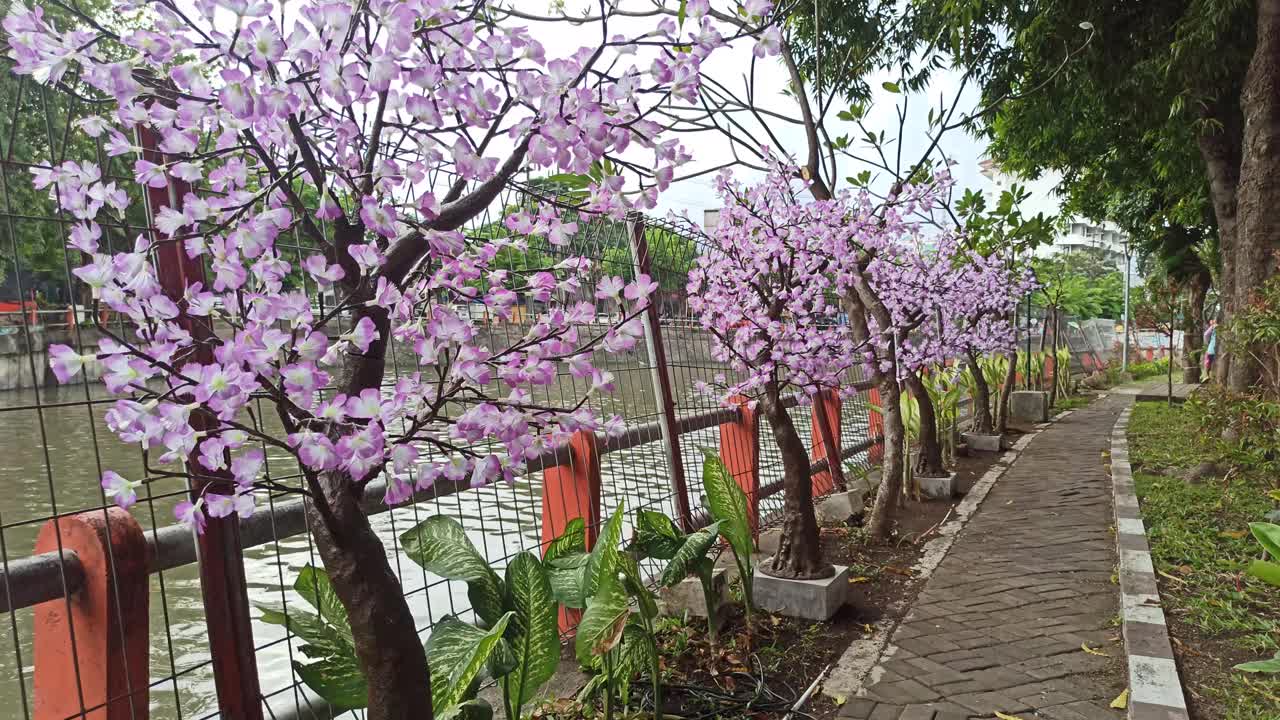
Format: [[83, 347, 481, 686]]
[[1235, 650, 1280, 674], [549, 502, 665, 720], [426, 613, 515, 719], [259, 566, 366, 710], [1245, 522, 1280, 588], [401, 516, 560, 720], [259, 564, 516, 718], [630, 510, 723, 639], [1055, 345, 1073, 399], [921, 366, 965, 465], [698, 448, 756, 617]]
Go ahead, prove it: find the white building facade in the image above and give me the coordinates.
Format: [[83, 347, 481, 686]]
[[979, 159, 1129, 272]]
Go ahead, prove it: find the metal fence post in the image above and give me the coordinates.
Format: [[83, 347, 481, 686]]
[[719, 396, 760, 535], [137, 126, 264, 718], [541, 430, 602, 632], [625, 216, 693, 531], [810, 390, 845, 496], [33, 508, 148, 720]]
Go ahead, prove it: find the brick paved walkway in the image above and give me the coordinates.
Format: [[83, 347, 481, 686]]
[[840, 397, 1128, 720]]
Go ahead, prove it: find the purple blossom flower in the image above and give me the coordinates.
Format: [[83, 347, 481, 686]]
[[175, 499, 207, 534], [101, 471, 140, 509]]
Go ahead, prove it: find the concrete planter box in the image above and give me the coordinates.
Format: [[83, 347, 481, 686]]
[[1010, 390, 1049, 423], [815, 488, 866, 524], [962, 432, 1003, 453], [918, 472, 958, 500], [754, 562, 849, 621], [659, 567, 729, 629]]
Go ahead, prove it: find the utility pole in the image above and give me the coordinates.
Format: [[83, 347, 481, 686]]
[[1122, 244, 1131, 371]]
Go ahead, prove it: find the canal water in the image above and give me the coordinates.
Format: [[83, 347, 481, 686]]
[[0, 365, 867, 719]]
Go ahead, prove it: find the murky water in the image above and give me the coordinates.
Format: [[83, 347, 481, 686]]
[[0, 365, 866, 719]]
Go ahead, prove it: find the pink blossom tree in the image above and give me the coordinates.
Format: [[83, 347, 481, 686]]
[[686, 162, 863, 580], [5, 0, 777, 715], [870, 234, 1034, 476]]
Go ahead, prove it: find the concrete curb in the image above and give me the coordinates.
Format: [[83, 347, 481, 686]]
[[822, 409, 1073, 702], [1110, 404, 1191, 720]]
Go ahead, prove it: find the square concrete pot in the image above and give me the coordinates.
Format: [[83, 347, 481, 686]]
[[918, 472, 958, 500], [815, 488, 866, 524], [962, 432, 1003, 453], [1010, 390, 1049, 423], [754, 563, 849, 621], [659, 568, 729, 630]]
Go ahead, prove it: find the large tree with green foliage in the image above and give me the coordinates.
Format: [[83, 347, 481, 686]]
[[943, 0, 1276, 391]]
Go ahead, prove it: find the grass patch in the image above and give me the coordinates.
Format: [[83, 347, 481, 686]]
[[1127, 401, 1280, 719], [1052, 393, 1095, 412]]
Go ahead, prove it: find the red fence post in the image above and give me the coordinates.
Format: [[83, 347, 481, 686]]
[[810, 390, 844, 497], [718, 396, 760, 535], [34, 509, 148, 720], [138, 125, 264, 718], [867, 386, 886, 464], [541, 430, 602, 632]]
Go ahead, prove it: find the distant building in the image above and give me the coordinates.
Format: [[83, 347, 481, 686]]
[[979, 159, 1129, 273], [702, 209, 721, 233]]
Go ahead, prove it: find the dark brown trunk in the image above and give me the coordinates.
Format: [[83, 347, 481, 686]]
[[309, 485, 432, 719], [904, 372, 946, 478], [1231, 0, 1280, 391], [995, 349, 1017, 434], [1198, 98, 1242, 386], [308, 292, 433, 718], [761, 391, 833, 580], [1047, 310, 1060, 407], [966, 350, 994, 435], [1182, 275, 1208, 384], [866, 375, 905, 541]]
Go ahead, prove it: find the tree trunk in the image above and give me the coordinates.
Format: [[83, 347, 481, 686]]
[[309, 483, 433, 720], [309, 278, 433, 718], [1047, 309, 1060, 408], [761, 391, 833, 580], [995, 349, 1017, 435], [1231, 0, 1280, 391], [1182, 274, 1208, 384], [1198, 97, 1243, 386], [866, 375, 905, 541], [966, 350, 994, 435], [905, 372, 946, 478], [840, 279, 904, 542]]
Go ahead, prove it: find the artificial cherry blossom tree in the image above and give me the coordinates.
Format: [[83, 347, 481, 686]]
[[5, 0, 776, 715], [871, 234, 1034, 476], [687, 162, 868, 579]]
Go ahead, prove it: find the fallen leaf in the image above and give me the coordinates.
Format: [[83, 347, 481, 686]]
[[833, 694, 847, 706], [994, 712, 1026, 720], [1110, 688, 1130, 709], [1082, 642, 1109, 657], [1220, 529, 1248, 539], [849, 576, 870, 584]]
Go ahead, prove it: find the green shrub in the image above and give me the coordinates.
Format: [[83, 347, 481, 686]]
[[1129, 356, 1170, 380]]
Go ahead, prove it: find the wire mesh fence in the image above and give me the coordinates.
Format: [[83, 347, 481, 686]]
[[0, 67, 882, 720]]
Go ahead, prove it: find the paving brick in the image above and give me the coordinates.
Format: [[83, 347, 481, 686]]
[[836, 698, 878, 719], [855, 397, 1128, 720]]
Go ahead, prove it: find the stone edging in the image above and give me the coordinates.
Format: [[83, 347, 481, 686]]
[[821, 410, 1073, 700], [1110, 404, 1191, 720]]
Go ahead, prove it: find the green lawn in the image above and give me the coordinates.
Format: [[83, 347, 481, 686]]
[[1127, 401, 1280, 719]]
